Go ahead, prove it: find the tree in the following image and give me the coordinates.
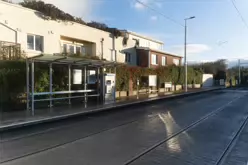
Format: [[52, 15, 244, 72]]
[[1, 0, 13, 3], [227, 66, 248, 85], [190, 59, 227, 80], [18, 0, 122, 37], [87, 21, 108, 30], [86, 22, 122, 37], [20, 0, 82, 23]]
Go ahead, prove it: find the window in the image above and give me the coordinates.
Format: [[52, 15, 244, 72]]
[[162, 56, 166, 66], [62, 43, 88, 56], [27, 35, 34, 50], [158, 44, 162, 50], [76, 46, 81, 54], [63, 44, 67, 53], [27, 34, 43, 51], [69, 45, 74, 54], [173, 59, 180, 66], [125, 52, 131, 63], [137, 53, 140, 65], [111, 50, 116, 61], [35, 35, 43, 51], [81, 46, 86, 56], [151, 54, 158, 65]]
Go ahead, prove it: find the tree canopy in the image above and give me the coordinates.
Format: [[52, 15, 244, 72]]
[[20, 0, 85, 24], [17, 0, 122, 37], [227, 66, 248, 84], [190, 59, 227, 80]]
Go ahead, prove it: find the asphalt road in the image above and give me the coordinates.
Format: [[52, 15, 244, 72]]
[[0, 89, 248, 165]]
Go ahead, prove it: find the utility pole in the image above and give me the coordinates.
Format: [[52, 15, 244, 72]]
[[184, 19, 187, 92], [238, 59, 241, 85], [184, 16, 195, 92]]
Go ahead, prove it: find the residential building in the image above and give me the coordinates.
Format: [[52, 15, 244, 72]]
[[0, 1, 125, 63], [117, 30, 182, 67], [136, 47, 182, 68], [0, 0, 182, 67], [117, 30, 165, 66]]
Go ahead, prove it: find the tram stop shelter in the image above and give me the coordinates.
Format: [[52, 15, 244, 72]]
[[26, 54, 121, 113]]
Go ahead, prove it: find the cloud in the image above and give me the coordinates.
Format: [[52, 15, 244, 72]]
[[134, 1, 145, 9], [12, 0, 101, 21], [150, 16, 158, 21], [171, 44, 211, 54], [188, 60, 214, 64]]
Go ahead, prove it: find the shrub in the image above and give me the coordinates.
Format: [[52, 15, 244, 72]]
[[0, 61, 26, 108], [0, 60, 203, 110], [116, 66, 129, 91]]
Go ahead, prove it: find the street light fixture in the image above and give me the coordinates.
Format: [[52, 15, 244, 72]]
[[184, 16, 195, 92], [187, 16, 196, 20]]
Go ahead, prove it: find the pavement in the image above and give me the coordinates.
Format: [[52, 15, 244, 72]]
[[1, 88, 248, 165], [0, 87, 219, 131]]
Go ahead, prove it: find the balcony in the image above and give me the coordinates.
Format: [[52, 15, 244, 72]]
[[0, 41, 22, 60], [60, 36, 96, 58]]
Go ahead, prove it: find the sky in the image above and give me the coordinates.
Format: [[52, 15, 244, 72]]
[[11, 0, 248, 65]]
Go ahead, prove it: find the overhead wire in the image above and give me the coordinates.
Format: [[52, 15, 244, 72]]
[[135, 0, 184, 27], [137, 0, 248, 65], [229, 0, 248, 64], [230, 0, 248, 29]]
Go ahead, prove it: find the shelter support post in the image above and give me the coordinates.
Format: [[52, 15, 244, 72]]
[[68, 65, 71, 104], [97, 67, 100, 103], [49, 63, 53, 108], [114, 65, 116, 102], [84, 66, 87, 103], [100, 67, 105, 103], [26, 60, 29, 111], [31, 61, 34, 113]]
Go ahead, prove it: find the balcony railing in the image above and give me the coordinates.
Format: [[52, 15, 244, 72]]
[[0, 41, 22, 60]]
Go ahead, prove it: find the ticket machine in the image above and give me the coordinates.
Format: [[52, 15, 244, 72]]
[[101, 73, 116, 102]]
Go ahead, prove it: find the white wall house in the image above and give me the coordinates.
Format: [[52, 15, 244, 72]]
[[0, 1, 165, 65], [116, 30, 164, 66], [0, 1, 125, 62]]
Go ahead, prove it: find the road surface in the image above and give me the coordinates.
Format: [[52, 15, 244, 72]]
[[0, 89, 248, 165]]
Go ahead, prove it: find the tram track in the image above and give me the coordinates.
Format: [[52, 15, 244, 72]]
[[0, 91, 245, 165], [124, 95, 243, 165], [215, 112, 248, 165], [0, 91, 229, 143]]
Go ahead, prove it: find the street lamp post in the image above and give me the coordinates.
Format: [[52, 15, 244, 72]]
[[238, 59, 241, 85], [184, 16, 195, 92]]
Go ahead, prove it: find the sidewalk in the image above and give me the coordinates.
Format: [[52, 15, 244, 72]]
[[0, 87, 223, 131]]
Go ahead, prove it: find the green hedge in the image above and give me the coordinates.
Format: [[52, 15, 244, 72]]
[[116, 66, 129, 91], [0, 61, 69, 110], [0, 61, 203, 107], [0, 61, 26, 104], [114, 65, 203, 91]]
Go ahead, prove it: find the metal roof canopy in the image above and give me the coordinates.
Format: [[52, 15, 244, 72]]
[[27, 54, 123, 67], [26, 54, 120, 114]]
